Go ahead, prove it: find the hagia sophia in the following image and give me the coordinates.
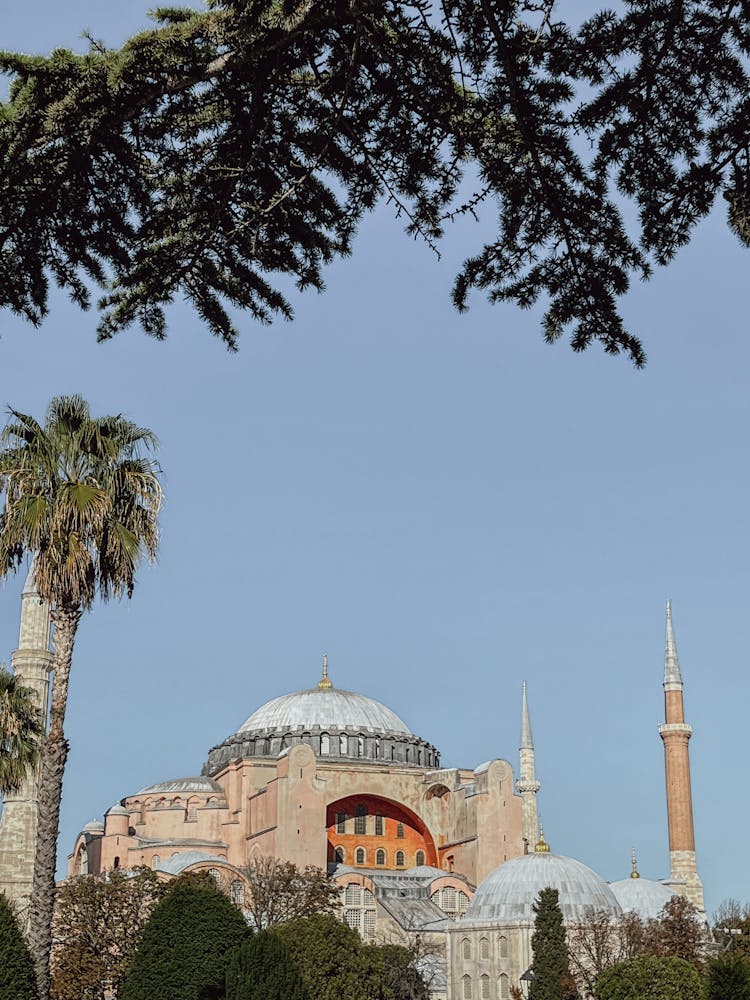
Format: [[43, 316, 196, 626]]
[[0, 566, 705, 999]]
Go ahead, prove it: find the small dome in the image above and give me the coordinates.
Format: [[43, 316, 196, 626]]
[[239, 687, 412, 736], [609, 878, 676, 920], [465, 852, 622, 924], [106, 804, 129, 816], [138, 776, 223, 795], [83, 819, 104, 834]]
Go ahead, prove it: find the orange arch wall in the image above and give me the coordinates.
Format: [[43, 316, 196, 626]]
[[326, 794, 437, 869]]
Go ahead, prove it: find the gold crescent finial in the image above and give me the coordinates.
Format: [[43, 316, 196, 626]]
[[630, 848, 640, 879], [534, 823, 550, 853], [318, 653, 332, 689]]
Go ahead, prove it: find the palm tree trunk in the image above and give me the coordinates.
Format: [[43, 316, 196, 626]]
[[28, 604, 81, 1000]]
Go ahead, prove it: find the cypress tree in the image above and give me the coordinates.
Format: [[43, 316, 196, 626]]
[[0, 894, 36, 1000], [707, 954, 750, 1000], [531, 888, 576, 1000], [225, 932, 308, 1000], [119, 875, 248, 1000]]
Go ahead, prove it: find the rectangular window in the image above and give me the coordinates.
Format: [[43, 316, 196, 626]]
[[375, 814, 384, 836], [354, 804, 367, 836], [363, 910, 376, 940], [336, 812, 346, 834], [344, 909, 361, 931]]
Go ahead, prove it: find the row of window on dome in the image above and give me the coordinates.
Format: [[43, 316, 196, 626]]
[[333, 846, 425, 867], [460, 935, 508, 960], [462, 973, 510, 1000], [342, 883, 377, 940]]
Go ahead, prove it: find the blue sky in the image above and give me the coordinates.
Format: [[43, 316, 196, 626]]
[[1, 0, 748, 916]]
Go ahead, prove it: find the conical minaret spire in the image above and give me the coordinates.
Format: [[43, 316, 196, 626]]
[[658, 601, 704, 914], [516, 682, 540, 849], [0, 561, 54, 921]]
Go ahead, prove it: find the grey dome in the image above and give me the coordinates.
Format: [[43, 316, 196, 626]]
[[465, 852, 623, 924], [82, 819, 104, 834], [138, 776, 223, 795], [106, 804, 129, 816], [239, 687, 412, 735], [609, 878, 675, 920], [154, 851, 228, 875]]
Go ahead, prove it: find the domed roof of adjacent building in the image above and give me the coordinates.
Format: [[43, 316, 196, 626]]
[[239, 686, 411, 735], [610, 877, 675, 920], [465, 851, 623, 924]]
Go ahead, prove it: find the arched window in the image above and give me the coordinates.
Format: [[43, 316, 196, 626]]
[[321, 733, 330, 755], [257, 738, 267, 755], [357, 736, 364, 757], [376, 849, 386, 866], [498, 936, 508, 959], [395, 851, 405, 867], [151, 854, 160, 869], [335, 847, 345, 864], [340, 734, 348, 754], [462, 938, 471, 960], [499, 974, 509, 1000], [481, 975, 490, 999], [113, 856, 120, 869], [345, 884, 362, 905], [355, 848, 366, 865], [230, 880, 244, 906], [396, 823, 405, 838], [480, 937, 490, 960], [415, 850, 425, 867], [462, 974, 472, 1000]]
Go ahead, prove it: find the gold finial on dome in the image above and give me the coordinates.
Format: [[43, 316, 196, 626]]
[[534, 824, 550, 853], [318, 653, 332, 689], [630, 848, 640, 879]]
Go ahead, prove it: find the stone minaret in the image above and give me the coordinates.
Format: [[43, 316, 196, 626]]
[[0, 564, 53, 916], [658, 600, 704, 914], [516, 682, 540, 851]]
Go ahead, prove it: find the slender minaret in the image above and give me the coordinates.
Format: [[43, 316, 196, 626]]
[[658, 601, 704, 913], [0, 564, 53, 917], [516, 682, 540, 849]]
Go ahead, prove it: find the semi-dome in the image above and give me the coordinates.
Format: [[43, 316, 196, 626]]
[[137, 776, 223, 795], [239, 687, 411, 735], [203, 660, 440, 774], [609, 877, 675, 920], [465, 851, 623, 924]]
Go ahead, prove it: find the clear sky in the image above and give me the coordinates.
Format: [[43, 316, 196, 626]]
[[1, 0, 748, 917]]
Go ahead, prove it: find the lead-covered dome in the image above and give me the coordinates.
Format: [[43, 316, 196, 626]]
[[239, 687, 411, 735], [203, 661, 440, 774], [609, 877, 675, 920], [465, 852, 623, 924]]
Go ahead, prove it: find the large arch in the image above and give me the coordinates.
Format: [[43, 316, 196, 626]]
[[326, 793, 438, 868]]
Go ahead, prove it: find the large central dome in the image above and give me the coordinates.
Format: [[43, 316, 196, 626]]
[[203, 660, 440, 774], [239, 687, 411, 735]]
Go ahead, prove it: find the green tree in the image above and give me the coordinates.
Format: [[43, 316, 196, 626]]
[[119, 875, 249, 1000], [273, 914, 372, 1000], [225, 931, 308, 1000], [50, 866, 165, 1000], [3, 0, 750, 364], [0, 894, 36, 1000], [595, 955, 704, 1000], [714, 900, 750, 958], [0, 395, 162, 999], [0, 665, 43, 795], [707, 954, 750, 1000], [647, 896, 704, 971], [361, 942, 429, 1000], [531, 888, 576, 1000]]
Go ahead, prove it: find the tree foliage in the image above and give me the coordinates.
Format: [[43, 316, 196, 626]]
[[0, 665, 43, 795], [3, 0, 750, 364], [0, 395, 162, 999], [239, 855, 340, 931], [647, 896, 704, 971], [119, 874, 249, 1000], [0, 894, 36, 1000], [714, 899, 750, 958], [225, 931, 308, 1000], [531, 888, 576, 1000], [706, 954, 750, 1000], [595, 956, 704, 1000], [50, 867, 165, 1000]]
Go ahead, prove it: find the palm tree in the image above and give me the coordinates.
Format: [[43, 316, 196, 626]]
[[0, 395, 162, 998], [0, 665, 44, 795]]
